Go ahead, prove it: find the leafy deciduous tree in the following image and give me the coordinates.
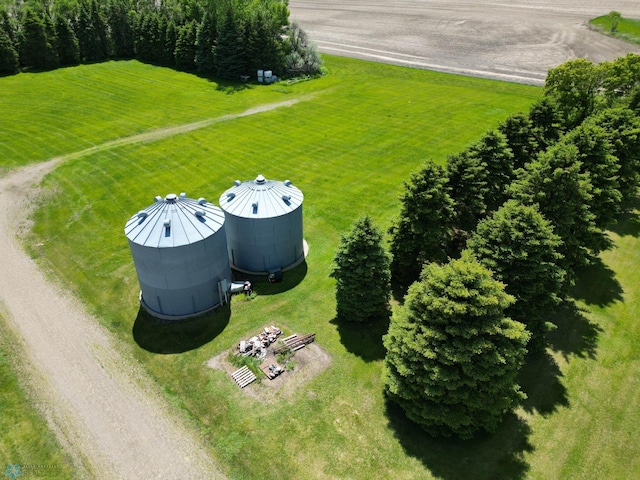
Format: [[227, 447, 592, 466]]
[[544, 58, 603, 129], [284, 20, 322, 76], [609, 11, 622, 32]]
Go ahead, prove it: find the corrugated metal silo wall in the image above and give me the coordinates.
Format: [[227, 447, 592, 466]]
[[226, 205, 304, 273], [128, 225, 232, 317]]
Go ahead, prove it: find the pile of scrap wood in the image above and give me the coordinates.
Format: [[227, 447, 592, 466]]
[[273, 333, 316, 354], [237, 325, 282, 359], [230, 328, 316, 387]]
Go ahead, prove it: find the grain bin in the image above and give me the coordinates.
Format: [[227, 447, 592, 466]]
[[124, 193, 232, 319], [219, 175, 305, 274]]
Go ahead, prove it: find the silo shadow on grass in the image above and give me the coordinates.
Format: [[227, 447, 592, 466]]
[[384, 398, 532, 480], [132, 304, 230, 354], [234, 260, 308, 296]]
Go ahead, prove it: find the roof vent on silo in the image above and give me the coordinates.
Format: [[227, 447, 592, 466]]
[[137, 210, 148, 219], [284, 180, 292, 187], [179, 192, 187, 199], [195, 210, 206, 218], [255, 175, 266, 185], [198, 197, 207, 205], [252, 202, 259, 214], [155, 195, 163, 203], [226, 192, 236, 202], [234, 180, 242, 187], [282, 195, 291, 205], [163, 219, 171, 236]]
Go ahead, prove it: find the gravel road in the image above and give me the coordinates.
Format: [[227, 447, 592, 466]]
[[289, 0, 640, 85], [0, 100, 302, 479], [0, 160, 225, 479]]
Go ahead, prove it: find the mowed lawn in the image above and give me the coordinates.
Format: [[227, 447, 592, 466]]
[[1, 56, 638, 479]]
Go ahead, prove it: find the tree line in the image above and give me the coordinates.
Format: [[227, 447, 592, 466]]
[[0, 0, 322, 80], [332, 53, 640, 439]]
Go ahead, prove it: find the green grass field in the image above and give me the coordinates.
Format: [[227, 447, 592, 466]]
[[1, 56, 638, 479], [590, 13, 640, 46]]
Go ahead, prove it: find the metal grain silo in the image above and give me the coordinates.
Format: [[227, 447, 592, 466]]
[[219, 175, 305, 274], [124, 193, 232, 319]]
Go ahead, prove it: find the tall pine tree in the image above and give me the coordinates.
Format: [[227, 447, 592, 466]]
[[214, 7, 245, 80], [388, 160, 454, 290], [195, 10, 215, 74], [331, 216, 391, 323], [174, 20, 197, 71], [466, 200, 565, 351], [510, 142, 606, 282], [0, 27, 18, 75], [383, 254, 529, 439]]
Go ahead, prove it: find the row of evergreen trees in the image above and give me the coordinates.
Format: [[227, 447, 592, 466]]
[[332, 53, 640, 439], [0, 0, 322, 80]]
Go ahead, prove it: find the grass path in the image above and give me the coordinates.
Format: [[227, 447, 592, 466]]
[[0, 98, 306, 479]]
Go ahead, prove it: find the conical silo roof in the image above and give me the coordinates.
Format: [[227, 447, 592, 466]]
[[125, 193, 226, 248], [218, 175, 304, 219]]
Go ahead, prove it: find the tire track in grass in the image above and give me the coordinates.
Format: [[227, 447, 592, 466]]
[[0, 97, 305, 479], [49, 97, 305, 165]]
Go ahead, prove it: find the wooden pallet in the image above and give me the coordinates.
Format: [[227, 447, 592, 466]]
[[231, 366, 257, 388]]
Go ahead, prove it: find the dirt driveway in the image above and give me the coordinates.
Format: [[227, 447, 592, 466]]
[[0, 100, 304, 479], [289, 0, 640, 84]]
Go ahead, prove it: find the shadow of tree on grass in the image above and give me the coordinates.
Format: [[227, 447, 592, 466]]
[[519, 350, 569, 416], [571, 257, 623, 307], [609, 196, 640, 237], [547, 300, 602, 361], [132, 304, 230, 354], [329, 315, 390, 362], [214, 78, 254, 94], [385, 398, 532, 480]]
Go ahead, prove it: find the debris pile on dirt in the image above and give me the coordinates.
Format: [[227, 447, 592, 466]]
[[237, 325, 282, 360], [229, 326, 318, 387]]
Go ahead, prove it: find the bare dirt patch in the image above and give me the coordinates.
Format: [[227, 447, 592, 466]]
[[207, 342, 332, 404]]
